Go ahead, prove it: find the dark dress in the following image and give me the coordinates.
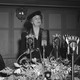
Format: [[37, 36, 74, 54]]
[[18, 26, 51, 64]]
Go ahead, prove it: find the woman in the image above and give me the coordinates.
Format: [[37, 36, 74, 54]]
[[18, 11, 51, 64]]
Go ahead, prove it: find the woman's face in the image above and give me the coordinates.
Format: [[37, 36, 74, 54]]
[[31, 15, 42, 27]]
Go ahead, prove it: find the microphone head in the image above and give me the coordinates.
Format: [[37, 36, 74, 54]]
[[42, 40, 47, 46], [26, 34, 34, 44]]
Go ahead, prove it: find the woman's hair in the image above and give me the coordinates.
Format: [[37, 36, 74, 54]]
[[23, 21, 33, 32]]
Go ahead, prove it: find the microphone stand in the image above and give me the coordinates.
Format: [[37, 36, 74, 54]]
[[65, 35, 80, 80], [26, 34, 34, 63], [29, 43, 32, 63], [70, 42, 78, 80], [72, 50, 74, 80], [41, 40, 47, 75], [52, 34, 61, 59], [56, 46, 58, 59], [43, 45, 45, 60], [42, 40, 47, 60]]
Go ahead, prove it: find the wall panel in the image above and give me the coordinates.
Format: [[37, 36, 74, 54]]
[[49, 14, 61, 29], [0, 30, 9, 57], [0, 12, 9, 28], [66, 14, 77, 29], [14, 30, 21, 58]]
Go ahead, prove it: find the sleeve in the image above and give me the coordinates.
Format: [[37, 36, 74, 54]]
[[47, 29, 50, 46]]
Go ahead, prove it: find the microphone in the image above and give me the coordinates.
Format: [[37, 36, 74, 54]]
[[26, 33, 35, 49], [41, 30, 47, 46], [41, 30, 47, 59], [26, 34, 34, 44]]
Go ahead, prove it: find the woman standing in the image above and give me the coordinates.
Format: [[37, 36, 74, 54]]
[[18, 11, 51, 64]]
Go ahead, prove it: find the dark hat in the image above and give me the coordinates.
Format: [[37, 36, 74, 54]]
[[27, 11, 42, 21]]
